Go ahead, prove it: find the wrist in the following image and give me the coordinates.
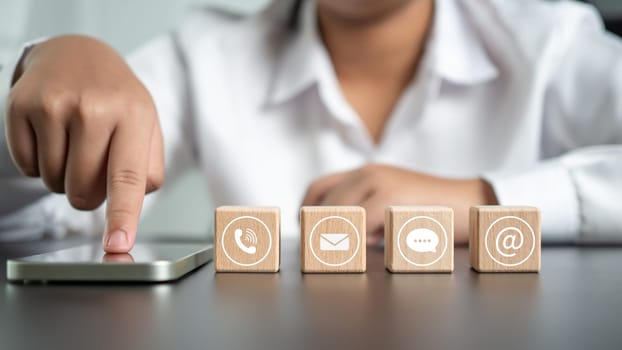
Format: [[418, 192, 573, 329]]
[[478, 178, 498, 205], [455, 178, 498, 206]]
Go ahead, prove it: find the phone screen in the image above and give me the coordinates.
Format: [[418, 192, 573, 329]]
[[14, 243, 210, 264]]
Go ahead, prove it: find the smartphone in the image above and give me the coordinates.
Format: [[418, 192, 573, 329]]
[[6, 243, 213, 283]]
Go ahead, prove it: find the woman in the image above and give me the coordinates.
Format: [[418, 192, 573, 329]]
[[1, 0, 621, 253]]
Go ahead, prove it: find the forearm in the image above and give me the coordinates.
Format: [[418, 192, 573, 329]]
[[485, 146, 622, 243]]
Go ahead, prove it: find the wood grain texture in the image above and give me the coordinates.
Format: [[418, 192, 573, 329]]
[[214, 206, 280, 272], [385, 206, 454, 273], [300, 206, 366, 273], [469, 206, 541, 273]]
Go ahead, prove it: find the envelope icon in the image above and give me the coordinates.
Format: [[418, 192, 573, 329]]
[[320, 233, 350, 251]]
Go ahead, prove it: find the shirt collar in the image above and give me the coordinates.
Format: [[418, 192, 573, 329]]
[[430, 0, 499, 85], [267, 0, 499, 106], [267, 0, 320, 106]]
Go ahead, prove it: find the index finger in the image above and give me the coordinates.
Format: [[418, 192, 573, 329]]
[[103, 119, 153, 253]]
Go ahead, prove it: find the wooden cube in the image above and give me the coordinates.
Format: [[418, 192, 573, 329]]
[[214, 206, 280, 272], [470, 206, 541, 272], [385, 206, 454, 273], [300, 206, 366, 273]]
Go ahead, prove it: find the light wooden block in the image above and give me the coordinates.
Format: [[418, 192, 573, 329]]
[[214, 206, 280, 272], [300, 206, 366, 273], [385, 206, 454, 273], [470, 206, 541, 272]]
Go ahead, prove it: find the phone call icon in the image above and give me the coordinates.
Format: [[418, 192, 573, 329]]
[[221, 215, 272, 267], [234, 228, 257, 255]]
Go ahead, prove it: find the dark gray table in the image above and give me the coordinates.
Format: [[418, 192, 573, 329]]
[[1, 237, 621, 350]]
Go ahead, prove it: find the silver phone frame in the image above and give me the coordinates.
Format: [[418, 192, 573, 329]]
[[6, 243, 213, 283]]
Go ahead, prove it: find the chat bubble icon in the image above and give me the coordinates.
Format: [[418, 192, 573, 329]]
[[406, 228, 439, 253]]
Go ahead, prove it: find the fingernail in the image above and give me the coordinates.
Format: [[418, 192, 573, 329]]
[[105, 230, 128, 249]]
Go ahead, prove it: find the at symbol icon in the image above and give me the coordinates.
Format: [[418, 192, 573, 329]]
[[496, 227, 524, 257]]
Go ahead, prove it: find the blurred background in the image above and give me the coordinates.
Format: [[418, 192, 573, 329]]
[[0, 0, 620, 239]]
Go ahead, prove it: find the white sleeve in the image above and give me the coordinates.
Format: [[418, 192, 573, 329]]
[[0, 33, 197, 241], [485, 11, 622, 244]]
